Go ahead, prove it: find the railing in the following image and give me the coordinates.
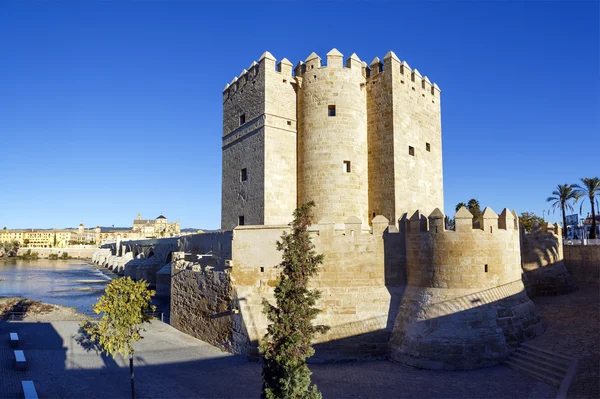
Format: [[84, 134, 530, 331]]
[[4, 310, 169, 323], [564, 239, 600, 246]]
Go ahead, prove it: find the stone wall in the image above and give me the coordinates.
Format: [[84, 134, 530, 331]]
[[168, 217, 403, 361], [156, 263, 172, 297], [17, 247, 98, 259], [229, 217, 403, 361], [520, 223, 577, 296], [170, 258, 251, 354], [564, 245, 600, 283]]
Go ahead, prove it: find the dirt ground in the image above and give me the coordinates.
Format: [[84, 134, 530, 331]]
[[0, 297, 83, 322]]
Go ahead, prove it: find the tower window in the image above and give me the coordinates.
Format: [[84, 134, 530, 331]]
[[328, 105, 336, 117], [343, 161, 351, 173], [238, 216, 245, 226], [239, 113, 246, 125], [240, 168, 247, 182], [484, 264, 488, 273], [426, 143, 431, 152], [409, 146, 415, 156]]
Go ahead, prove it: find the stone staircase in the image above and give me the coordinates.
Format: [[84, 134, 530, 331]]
[[504, 342, 578, 398]]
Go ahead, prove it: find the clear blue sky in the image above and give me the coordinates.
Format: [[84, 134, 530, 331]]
[[0, 1, 598, 229]]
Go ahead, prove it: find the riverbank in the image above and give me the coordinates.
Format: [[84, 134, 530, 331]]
[[0, 297, 84, 321]]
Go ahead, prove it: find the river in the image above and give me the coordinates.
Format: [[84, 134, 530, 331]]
[[0, 259, 114, 313]]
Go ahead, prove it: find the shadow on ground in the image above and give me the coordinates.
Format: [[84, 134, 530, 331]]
[[0, 319, 556, 399]]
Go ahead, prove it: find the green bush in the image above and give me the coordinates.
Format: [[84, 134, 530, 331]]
[[20, 249, 39, 260], [20, 249, 31, 259], [48, 254, 59, 260], [60, 252, 70, 260]]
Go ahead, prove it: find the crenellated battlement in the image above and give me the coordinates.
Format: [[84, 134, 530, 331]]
[[307, 214, 391, 238], [222, 51, 295, 101], [365, 51, 441, 97], [293, 49, 366, 78], [405, 206, 519, 235], [223, 49, 441, 98], [404, 206, 522, 290]]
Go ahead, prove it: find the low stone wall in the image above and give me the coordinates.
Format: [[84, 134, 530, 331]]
[[229, 220, 406, 361], [168, 221, 404, 362], [520, 227, 577, 297], [17, 247, 98, 259], [564, 245, 600, 283], [156, 263, 172, 297], [170, 259, 251, 354]]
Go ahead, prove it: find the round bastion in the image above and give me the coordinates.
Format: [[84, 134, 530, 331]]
[[297, 49, 369, 226], [390, 207, 546, 370]]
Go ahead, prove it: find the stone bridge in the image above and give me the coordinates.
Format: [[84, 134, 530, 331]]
[[90, 232, 232, 297], [91, 237, 179, 294]]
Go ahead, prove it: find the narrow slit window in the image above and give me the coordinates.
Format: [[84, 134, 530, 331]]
[[240, 168, 247, 182], [343, 160, 351, 173], [426, 143, 431, 152], [328, 105, 336, 117], [409, 146, 415, 156], [239, 113, 246, 125], [484, 264, 488, 273], [238, 216, 245, 226]]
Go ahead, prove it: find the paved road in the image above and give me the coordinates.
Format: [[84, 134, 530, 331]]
[[530, 282, 600, 399], [0, 319, 555, 399]]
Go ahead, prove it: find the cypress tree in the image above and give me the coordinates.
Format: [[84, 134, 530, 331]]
[[260, 202, 329, 399]]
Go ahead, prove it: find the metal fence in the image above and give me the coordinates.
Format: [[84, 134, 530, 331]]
[[564, 239, 600, 246]]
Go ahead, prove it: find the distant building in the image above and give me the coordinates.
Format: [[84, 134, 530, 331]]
[[1, 214, 182, 248], [97, 213, 181, 244], [132, 213, 180, 238], [583, 214, 600, 237], [0, 223, 99, 248], [0, 230, 25, 246]]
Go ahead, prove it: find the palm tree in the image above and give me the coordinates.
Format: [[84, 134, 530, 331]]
[[575, 177, 600, 239], [467, 199, 481, 219], [546, 184, 579, 237], [455, 202, 467, 212]]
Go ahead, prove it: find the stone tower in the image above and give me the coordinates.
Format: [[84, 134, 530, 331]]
[[366, 52, 443, 225], [296, 50, 369, 225], [221, 52, 297, 230], [221, 49, 444, 229]]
